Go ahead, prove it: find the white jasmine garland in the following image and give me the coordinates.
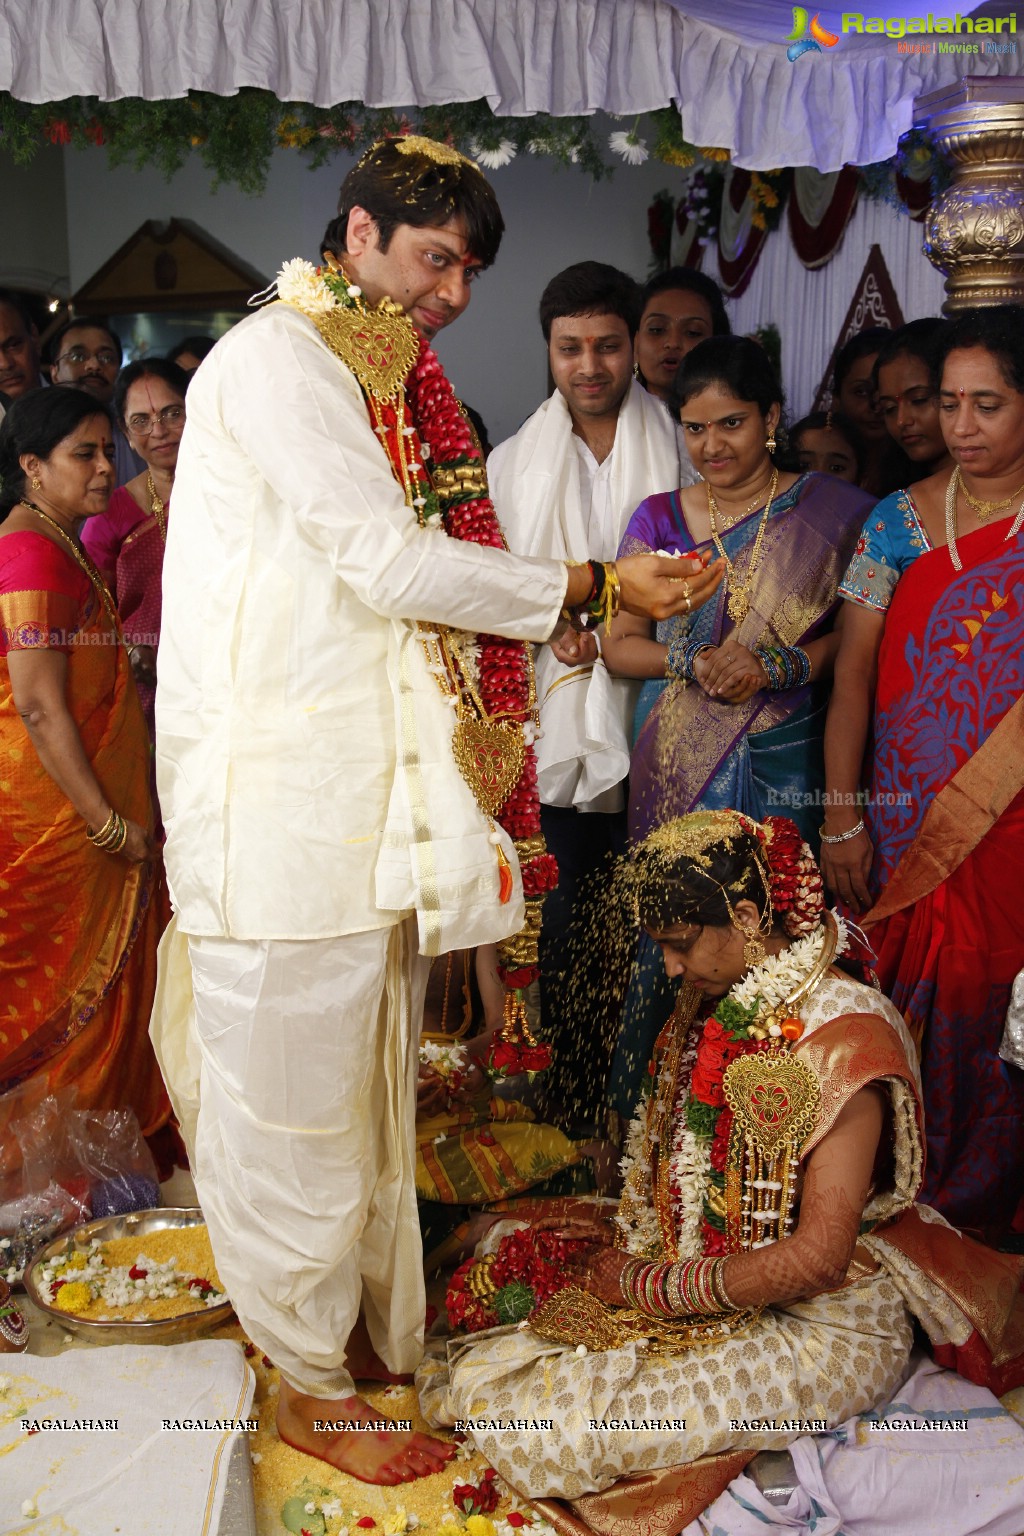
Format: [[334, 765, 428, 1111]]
[[615, 1103, 660, 1255], [669, 1089, 711, 1262], [731, 920, 844, 1014], [274, 258, 338, 315]]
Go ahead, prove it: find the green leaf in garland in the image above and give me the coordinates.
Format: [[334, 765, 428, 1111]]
[[715, 996, 760, 1036], [702, 1200, 726, 1232], [494, 1279, 536, 1325], [685, 1097, 718, 1138]]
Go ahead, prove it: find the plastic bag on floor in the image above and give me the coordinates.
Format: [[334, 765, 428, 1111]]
[[67, 1107, 161, 1218]]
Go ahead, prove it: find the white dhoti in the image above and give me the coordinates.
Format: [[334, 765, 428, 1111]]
[[151, 915, 429, 1397]]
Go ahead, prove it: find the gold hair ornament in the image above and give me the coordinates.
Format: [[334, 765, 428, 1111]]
[[392, 134, 477, 169]]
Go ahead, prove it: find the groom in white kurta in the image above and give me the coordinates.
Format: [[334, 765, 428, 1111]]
[[150, 141, 699, 1483]]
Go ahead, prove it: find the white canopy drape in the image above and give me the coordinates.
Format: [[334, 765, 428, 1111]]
[[0, 0, 1017, 172]]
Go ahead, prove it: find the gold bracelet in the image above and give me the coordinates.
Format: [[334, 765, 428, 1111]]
[[87, 809, 118, 846], [602, 560, 621, 632], [710, 1257, 735, 1311], [95, 818, 125, 852], [87, 809, 127, 853]]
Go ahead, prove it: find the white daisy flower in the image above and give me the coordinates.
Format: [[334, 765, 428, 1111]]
[[608, 131, 649, 166], [471, 139, 517, 169]]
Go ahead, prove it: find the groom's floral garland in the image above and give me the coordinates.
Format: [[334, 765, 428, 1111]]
[[275, 261, 557, 1063], [616, 921, 845, 1261]]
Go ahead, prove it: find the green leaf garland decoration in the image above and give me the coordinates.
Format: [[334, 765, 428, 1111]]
[[494, 1279, 536, 1325]]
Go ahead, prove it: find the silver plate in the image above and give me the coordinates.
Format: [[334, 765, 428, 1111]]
[[24, 1207, 234, 1345]]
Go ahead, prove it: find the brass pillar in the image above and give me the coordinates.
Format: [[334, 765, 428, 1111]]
[[914, 77, 1024, 313]]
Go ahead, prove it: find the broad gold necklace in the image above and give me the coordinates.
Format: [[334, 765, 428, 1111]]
[[23, 501, 120, 636], [707, 467, 779, 623], [956, 464, 1024, 521]]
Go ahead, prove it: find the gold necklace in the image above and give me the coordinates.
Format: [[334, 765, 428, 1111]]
[[707, 467, 779, 623], [956, 464, 1024, 521], [22, 501, 120, 637], [146, 473, 168, 542], [711, 471, 776, 530], [944, 468, 1024, 573]]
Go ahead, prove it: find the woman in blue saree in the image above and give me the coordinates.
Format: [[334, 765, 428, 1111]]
[[602, 338, 872, 1121]]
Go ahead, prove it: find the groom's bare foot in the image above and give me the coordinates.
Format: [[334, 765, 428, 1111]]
[[276, 1383, 455, 1485]]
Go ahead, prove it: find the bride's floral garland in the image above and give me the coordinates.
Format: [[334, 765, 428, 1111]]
[[274, 260, 557, 1060], [616, 917, 847, 1262]]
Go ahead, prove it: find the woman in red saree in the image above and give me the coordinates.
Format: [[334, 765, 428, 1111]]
[[824, 307, 1024, 1234], [82, 357, 189, 749], [0, 389, 171, 1193]]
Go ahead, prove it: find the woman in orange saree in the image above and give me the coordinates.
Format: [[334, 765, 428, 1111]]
[[0, 389, 171, 1195]]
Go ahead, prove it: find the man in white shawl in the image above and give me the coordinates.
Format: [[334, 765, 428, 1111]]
[[489, 262, 698, 1129]]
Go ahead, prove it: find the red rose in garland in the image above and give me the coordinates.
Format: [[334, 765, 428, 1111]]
[[689, 1017, 747, 1107]]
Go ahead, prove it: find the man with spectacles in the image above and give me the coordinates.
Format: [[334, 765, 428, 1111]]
[[49, 317, 145, 485]]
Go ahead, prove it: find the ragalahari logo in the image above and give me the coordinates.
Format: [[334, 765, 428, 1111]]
[[787, 7, 841, 58]]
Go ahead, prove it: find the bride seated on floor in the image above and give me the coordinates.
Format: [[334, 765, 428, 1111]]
[[416, 810, 1024, 1533]]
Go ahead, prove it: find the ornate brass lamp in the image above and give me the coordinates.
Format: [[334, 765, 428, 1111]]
[[915, 77, 1024, 312]]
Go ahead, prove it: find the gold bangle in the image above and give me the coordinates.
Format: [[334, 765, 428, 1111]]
[[88, 809, 127, 853], [711, 1257, 735, 1311], [603, 560, 621, 632], [87, 809, 117, 846]]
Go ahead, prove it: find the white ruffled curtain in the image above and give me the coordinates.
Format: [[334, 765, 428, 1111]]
[[0, 0, 1017, 172]]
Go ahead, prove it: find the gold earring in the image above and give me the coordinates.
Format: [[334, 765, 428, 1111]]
[[765, 431, 777, 453], [742, 926, 767, 967], [31, 476, 41, 490]]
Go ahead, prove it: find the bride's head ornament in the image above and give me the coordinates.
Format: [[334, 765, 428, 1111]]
[[561, 810, 825, 1125]]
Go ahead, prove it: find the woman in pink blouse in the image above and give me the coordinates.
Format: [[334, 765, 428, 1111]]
[[83, 357, 190, 745]]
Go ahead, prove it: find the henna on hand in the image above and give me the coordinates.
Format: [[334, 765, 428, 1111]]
[[572, 1244, 629, 1306]]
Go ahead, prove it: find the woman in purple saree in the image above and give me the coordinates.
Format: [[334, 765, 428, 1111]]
[[602, 338, 872, 1122]]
